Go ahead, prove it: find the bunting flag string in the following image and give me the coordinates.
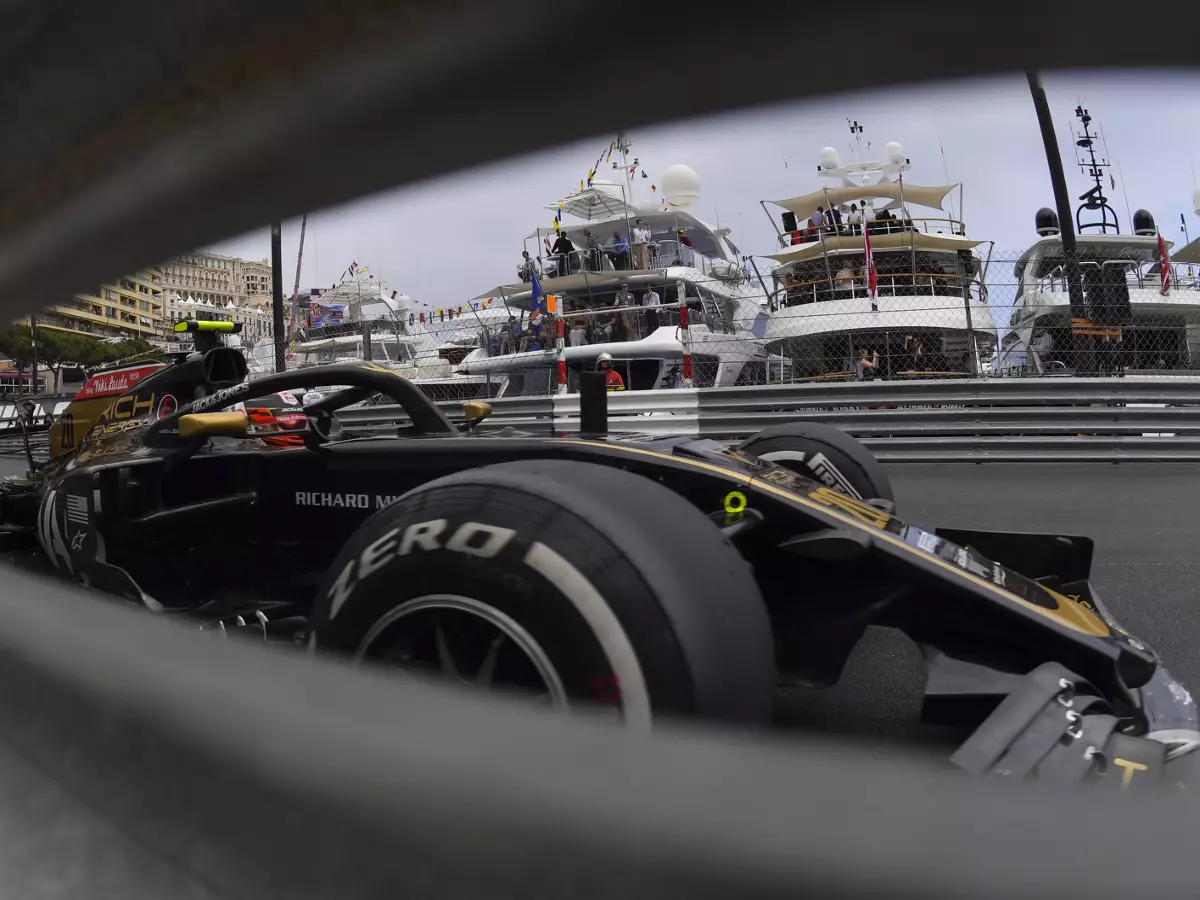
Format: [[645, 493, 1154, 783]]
[[558, 135, 620, 234]]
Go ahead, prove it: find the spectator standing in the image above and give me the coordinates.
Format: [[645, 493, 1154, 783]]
[[679, 229, 695, 267], [642, 285, 661, 333], [551, 232, 577, 275], [854, 348, 879, 380], [608, 232, 631, 270], [631, 219, 652, 269], [847, 203, 862, 235], [827, 204, 843, 234], [583, 229, 603, 271], [614, 280, 634, 307]]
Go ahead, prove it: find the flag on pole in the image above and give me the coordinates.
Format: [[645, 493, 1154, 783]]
[[530, 269, 544, 319], [1159, 231, 1172, 295], [864, 221, 877, 299]]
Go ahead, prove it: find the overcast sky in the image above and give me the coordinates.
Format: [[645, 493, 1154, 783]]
[[210, 69, 1200, 311]]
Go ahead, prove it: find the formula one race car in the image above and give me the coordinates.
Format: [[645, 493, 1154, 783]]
[[3, 321, 1197, 785]]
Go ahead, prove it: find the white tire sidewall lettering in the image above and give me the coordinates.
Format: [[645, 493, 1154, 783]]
[[320, 516, 653, 731], [756, 449, 863, 500]]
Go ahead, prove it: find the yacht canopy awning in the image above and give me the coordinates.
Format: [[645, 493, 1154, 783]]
[[1172, 234, 1200, 265], [538, 182, 664, 225], [766, 231, 982, 264], [769, 183, 957, 221], [471, 270, 670, 309]]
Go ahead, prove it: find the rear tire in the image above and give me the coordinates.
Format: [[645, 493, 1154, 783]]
[[738, 422, 893, 503], [309, 459, 775, 728]]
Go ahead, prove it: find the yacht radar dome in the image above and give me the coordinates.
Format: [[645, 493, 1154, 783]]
[[885, 141, 908, 165], [818, 147, 841, 171], [1035, 207, 1060, 237], [1132, 209, 1156, 236], [661, 164, 700, 210]]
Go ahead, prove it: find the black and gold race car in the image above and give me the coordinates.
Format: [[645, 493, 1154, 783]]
[[3, 320, 1197, 785]]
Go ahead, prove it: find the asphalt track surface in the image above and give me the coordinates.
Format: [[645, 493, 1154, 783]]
[[3, 454, 1197, 748]]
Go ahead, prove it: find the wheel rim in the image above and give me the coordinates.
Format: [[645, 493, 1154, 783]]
[[354, 594, 569, 708]]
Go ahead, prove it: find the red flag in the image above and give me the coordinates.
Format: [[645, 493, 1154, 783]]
[[1159, 231, 1172, 295], [419, 312, 425, 324], [864, 221, 877, 299]]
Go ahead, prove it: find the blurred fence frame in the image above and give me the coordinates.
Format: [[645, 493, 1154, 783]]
[[1, 0, 1200, 897]]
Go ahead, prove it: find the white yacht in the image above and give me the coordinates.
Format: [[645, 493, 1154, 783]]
[[264, 269, 508, 399], [760, 121, 997, 379], [453, 134, 777, 394], [997, 107, 1200, 375]]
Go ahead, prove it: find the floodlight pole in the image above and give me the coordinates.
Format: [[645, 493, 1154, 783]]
[[1027, 71, 1090, 374], [271, 221, 286, 373]]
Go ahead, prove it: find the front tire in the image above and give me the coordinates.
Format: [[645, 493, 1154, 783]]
[[309, 459, 775, 728], [738, 422, 893, 504]]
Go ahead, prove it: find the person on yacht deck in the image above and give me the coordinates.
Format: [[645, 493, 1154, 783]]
[[678, 229, 695, 267], [583, 229, 603, 271], [827, 204, 843, 234], [518, 250, 534, 282], [847, 203, 863, 235], [642, 285, 661, 333], [551, 232, 577, 275], [569, 313, 588, 347], [834, 264, 855, 294], [632, 219, 652, 269], [608, 231, 631, 270], [614, 280, 634, 307]]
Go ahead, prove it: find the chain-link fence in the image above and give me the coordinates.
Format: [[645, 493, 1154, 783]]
[[249, 235, 1200, 397], [30, 234, 1200, 399]]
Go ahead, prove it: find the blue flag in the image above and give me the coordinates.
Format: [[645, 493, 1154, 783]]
[[529, 268, 543, 318]]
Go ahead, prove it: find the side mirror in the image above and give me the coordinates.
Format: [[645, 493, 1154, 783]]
[[462, 401, 492, 424], [178, 410, 249, 440]]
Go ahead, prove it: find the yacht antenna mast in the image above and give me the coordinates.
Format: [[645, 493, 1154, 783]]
[[613, 132, 638, 206], [846, 118, 865, 163], [1073, 105, 1120, 234]]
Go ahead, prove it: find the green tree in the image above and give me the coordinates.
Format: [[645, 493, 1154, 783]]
[[0, 325, 33, 371]]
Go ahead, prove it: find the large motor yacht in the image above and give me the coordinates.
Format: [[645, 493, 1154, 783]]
[[452, 134, 778, 395], [997, 105, 1199, 375], [760, 121, 997, 380]]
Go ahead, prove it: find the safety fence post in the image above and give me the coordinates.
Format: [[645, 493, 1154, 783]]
[[679, 301, 693, 389], [549, 293, 567, 394]]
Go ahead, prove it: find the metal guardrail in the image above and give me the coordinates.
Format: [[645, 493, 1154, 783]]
[[336, 379, 1200, 461]]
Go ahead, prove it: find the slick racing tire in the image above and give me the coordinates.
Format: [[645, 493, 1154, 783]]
[[309, 459, 775, 728], [738, 422, 893, 503]]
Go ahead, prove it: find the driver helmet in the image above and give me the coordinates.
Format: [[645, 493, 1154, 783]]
[[597, 351, 613, 370]]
